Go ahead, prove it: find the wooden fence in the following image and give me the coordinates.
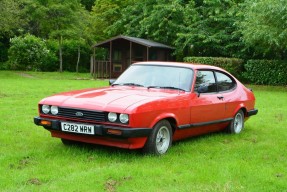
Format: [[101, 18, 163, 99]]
[[90, 57, 111, 79]]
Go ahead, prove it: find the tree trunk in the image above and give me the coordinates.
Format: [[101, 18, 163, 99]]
[[76, 46, 81, 73], [59, 36, 63, 72]]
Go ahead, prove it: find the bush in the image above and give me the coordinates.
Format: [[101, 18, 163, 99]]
[[183, 57, 244, 78], [243, 60, 287, 85], [8, 34, 57, 71]]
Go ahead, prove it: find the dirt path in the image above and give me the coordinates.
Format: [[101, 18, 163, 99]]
[[17, 72, 35, 78]]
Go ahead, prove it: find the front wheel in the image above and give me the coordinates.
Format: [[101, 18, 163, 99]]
[[143, 120, 172, 155], [226, 110, 244, 134]]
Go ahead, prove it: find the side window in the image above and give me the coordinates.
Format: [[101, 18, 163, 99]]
[[215, 71, 236, 92], [194, 71, 217, 93]]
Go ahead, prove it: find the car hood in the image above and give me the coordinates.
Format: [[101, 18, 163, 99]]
[[40, 86, 183, 113]]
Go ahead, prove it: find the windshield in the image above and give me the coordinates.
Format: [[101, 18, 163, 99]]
[[113, 64, 194, 92]]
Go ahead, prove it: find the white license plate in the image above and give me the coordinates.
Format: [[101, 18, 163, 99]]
[[61, 122, 95, 135]]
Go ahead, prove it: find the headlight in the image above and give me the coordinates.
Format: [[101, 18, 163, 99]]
[[42, 105, 50, 114], [119, 114, 129, 124], [51, 106, 58, 115], [108, 112, 117, 122]]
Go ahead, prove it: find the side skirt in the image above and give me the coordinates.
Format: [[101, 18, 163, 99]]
[[178, 118, 233, 130]]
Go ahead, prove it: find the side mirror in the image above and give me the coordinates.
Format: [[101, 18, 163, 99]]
[[196, 85, 208, 97], [109, 79, 116, 86]]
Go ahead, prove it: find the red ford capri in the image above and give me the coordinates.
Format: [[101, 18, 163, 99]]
[[34, 62, 258, 155]]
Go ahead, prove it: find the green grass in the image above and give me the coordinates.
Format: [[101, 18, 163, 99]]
[[0, 71, 286, 191]]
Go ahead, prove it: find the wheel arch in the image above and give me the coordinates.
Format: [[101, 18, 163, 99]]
[[165, 117, 177, 134], [233, 103, 247, 117], [150, 113, 178, 133], [240, 107, 247, 117]]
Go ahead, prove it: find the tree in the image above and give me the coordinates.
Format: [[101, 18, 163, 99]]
[[90, 0, 134, 42], [0, 0, 26, 64], [80, 0, 95, 11], [239, 0, 287, 59], [135, 0, 188, 45], [64, 6, 92, 72], [175, 0, 244, 58], [108, 0, 244, 60], [107, 0, 156, 37], [0, 0, 25, 38], [24, 0, 87, 72], [108, 0, 192, 59]]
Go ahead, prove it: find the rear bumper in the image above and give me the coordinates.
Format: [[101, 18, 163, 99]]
[[34, 116, 152, 138], [247, 109, 258, 117]]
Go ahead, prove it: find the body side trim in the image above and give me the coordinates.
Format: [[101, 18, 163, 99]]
[[178, 118, 233, 129]]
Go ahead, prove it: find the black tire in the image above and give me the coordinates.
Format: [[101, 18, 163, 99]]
[[61, 138, 79, 145], [143, 120, 172, 155], [226, 110, 244, 134]]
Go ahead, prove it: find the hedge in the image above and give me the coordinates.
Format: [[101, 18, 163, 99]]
[[243, 60, 287, 85], [183, 57, 287, 85], [183, 57, 244, 79]]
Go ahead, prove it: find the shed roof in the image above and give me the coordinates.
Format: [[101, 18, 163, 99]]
[[93, 35, 174, 49]]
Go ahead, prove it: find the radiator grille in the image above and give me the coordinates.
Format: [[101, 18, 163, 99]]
[[57, 107, 106, 122]]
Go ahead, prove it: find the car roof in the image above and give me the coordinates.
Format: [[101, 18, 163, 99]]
[[133, 61, 223, 71]]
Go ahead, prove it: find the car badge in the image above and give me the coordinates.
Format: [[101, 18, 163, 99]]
[[75, 112, 84, 117]]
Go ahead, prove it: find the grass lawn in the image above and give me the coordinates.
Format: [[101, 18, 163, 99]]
[[0, 71, 286, 192]]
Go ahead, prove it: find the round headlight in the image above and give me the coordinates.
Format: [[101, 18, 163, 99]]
[[108, 112, 117, 122], [42, 105, 50, 114], [119, 114, 129, 124], [51, 106, 58, 115]]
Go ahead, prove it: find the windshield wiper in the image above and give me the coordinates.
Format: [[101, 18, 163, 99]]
[[112, 83, 144, 87], [147, 86, 185, 92], [161, 86, 186, 91]]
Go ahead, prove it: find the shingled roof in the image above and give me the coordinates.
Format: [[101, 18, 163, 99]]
[[93, 35, 174, 49]]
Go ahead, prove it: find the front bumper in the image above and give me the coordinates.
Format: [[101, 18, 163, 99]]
[[34, 117, 152, 138]]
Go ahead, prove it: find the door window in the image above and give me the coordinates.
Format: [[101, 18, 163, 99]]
[[194, 71, 217, 93]]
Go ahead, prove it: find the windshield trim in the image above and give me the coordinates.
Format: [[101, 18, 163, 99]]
[[132, 63, 194, 70]]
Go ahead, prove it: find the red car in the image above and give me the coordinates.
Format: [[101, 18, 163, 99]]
[[34, 62, 258, 155]]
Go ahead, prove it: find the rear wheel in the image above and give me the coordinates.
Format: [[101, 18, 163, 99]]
[[143, 120, 172, 155], [226, 110, 244, 134]]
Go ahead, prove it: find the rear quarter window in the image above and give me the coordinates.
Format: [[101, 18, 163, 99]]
[[215, 71, 236, 92]]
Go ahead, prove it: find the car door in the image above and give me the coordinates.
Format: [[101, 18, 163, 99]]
[[190, 70, 226, 125], [214, 71, 237, 119]]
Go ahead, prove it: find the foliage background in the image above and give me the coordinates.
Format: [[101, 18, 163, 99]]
[[183, 57, 244, 79], [1, 0, 287, 72]]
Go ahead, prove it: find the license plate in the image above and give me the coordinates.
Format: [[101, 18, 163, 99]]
[[61, 122, 95, 135]]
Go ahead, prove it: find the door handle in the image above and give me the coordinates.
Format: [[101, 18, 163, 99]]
[[217, 96, 224, 100]]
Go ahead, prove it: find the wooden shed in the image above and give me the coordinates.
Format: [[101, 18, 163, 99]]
[[91, 35, 174, 78]]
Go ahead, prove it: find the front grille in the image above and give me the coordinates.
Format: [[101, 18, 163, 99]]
[[58, 107, 106, 122]]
